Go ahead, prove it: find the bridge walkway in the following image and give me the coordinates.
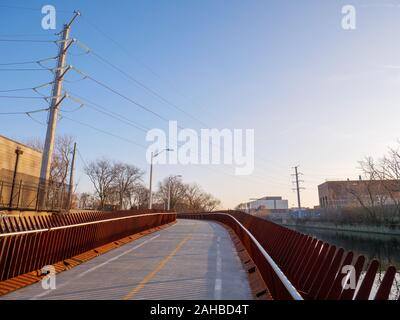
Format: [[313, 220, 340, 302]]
[[1, 219, 253, 300]]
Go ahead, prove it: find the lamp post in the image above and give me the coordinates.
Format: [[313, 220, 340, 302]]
[[9, 147, 23, 208], [148, 149, 173, 209], [168, 175, 182, 211]]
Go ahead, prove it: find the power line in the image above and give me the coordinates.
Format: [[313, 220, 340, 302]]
[[60, 114, 147, 149], [65, 96, 289, 188], [9, 16, 292, 194], [60, 102, 85, 113], [0, 68, 53, 72], [70, 66, 170, 122], [26, 112, 46, 125], [0, 95, 57, 99], [0, 87, 38, 93], [0, 61, 44, 66], [0, 39, 57, 43], [0, 4, 70, 13], [78, 16, 293, 172], [67, 68, 291, 188], [68, 65, 249, 163], [64, 106, 291, 188], [63, 76, 88, 83], [0, 106, 49, 126], [72, 38, 290, 175], [0, 34, 54, 37], [80, 14, 208, 114], [0, 56, 57, 66], [66, 93, 149, 132], [0, 107, 49, 115], [76, 147, 89, 168], [75, 39, 209, 127], [62, 100, 288, 188], [64, 94, 291, 187], [0, 81, 54, 93]]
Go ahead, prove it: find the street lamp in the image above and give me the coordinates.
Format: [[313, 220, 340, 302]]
[[148, 149, 173, 209], [168, 175, 182, 211]]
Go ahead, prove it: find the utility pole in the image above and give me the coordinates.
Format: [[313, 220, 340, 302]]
[[67, 142, 77, 211], [292, 166, 304, 210], [167, 175, 182, 211], [38, 11, 80, 209], [148, 152, 154, 209], [148, 149, 173, 209], [167, 176, 171, 211]]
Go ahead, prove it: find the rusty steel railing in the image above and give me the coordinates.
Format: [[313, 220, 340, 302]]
[[0, 210, 176, 281], [179, 211, 398, 300]]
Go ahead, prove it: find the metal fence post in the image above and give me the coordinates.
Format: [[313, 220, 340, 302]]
[[16, 180, 22, 210], [35, 181, 41, 212], [0, 181, 3, 207]]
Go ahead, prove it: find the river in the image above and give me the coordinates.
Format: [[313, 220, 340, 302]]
[[285, 224, 400, 270], [284, 224, 400, 299]]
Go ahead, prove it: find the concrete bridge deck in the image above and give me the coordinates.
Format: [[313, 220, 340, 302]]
[[1, 219, 253, 300]]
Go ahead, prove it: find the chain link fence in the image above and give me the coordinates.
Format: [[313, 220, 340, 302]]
[[0, 175, 70, 212]]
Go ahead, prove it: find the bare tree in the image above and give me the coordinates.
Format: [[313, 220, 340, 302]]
[[157, 176, 186, 210], [183, 183, 204, 212], [200, 192, 221, 212], [113, 163, 144, 209], [84, 158, 118, 209], [78, 192, 91, 209], [26, 135, 75, 184], [51, 135, 75, 184], [353, 145, 400, 224], [131, 183, 150, 209], [180, 183, 221, 212]]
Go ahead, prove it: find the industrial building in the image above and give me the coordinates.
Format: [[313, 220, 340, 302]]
[[0, 135, 43, 209], [318, 179, 400, 209], [0, 135, 42, 181], [237, 196, 289, 218]]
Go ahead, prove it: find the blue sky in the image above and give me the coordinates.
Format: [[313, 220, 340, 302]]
[[1, 0, 400, 208]]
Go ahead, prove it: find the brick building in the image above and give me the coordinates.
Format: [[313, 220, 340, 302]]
[[318, 179, 400, 209]]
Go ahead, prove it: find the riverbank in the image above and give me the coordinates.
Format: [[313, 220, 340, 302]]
[[281, 221, 400, 236]]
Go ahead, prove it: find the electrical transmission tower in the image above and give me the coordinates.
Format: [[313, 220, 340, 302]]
[[292, 166, 305, 210], [38, 11, 80, 209]]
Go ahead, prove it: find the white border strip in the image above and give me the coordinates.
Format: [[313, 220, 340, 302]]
[[0, 213, 176, 238]]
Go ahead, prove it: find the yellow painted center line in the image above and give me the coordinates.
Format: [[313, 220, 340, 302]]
[[123, 235, 191, 300]]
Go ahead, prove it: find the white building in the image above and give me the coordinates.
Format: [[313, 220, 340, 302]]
[[238, 196, 289, 214]]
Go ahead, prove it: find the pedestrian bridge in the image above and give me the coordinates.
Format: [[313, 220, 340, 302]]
[[0, 211, 397, 300]]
